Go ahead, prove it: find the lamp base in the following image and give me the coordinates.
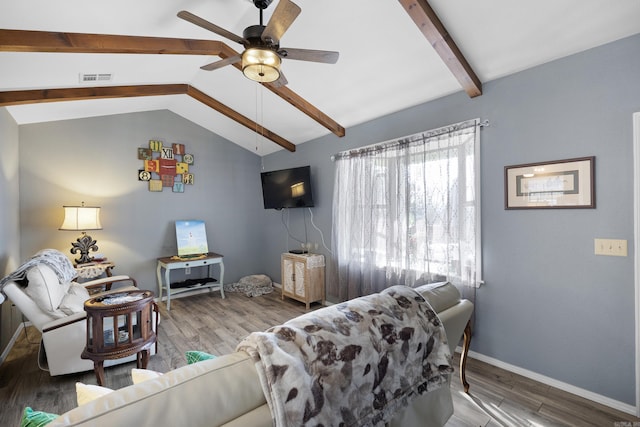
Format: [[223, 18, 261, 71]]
[[71, 232, 99, 264]]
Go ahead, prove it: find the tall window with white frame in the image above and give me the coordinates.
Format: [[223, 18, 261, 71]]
[[330, 119, 481, 302]]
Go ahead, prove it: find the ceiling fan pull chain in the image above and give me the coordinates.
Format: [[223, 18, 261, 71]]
[[255, 83, 260, 152]]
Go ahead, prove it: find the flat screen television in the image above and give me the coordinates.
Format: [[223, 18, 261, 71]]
[[261, 166, 315, 209]]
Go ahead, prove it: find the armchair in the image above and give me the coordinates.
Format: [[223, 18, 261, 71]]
[[3, 257, 153, 376]]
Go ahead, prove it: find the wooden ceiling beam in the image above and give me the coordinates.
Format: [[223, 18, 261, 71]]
[[0, 84, 188, 106], [0, 84, 296, 152], [263, 84, 346, 137], [0, 29, 345, 139], [398, 0, 482, 97], [0, 29, 226, 55], [187, 86, 296, 152]]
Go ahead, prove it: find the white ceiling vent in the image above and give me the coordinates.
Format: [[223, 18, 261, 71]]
[[79, 73, 114, 83]]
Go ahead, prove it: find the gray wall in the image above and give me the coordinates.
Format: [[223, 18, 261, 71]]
[[0, 108, 22, 356], [18, 110, 267, 292], [262, 34, 640, 405], [2, 33, 638, 407]]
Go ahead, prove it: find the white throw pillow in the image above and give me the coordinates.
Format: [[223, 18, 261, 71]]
[[75, 382, 113, 406], [67, 283, 91, 298], [59, 283, 91, 315], [131, 368, 163, 384], [59, 294, 85, 315]]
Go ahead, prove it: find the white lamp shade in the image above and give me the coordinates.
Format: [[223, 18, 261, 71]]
[[59, 206, 102, 231], [242, 48, 281, 83]]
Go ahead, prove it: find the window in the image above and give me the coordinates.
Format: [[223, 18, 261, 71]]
[[330, 119, 481, 301]]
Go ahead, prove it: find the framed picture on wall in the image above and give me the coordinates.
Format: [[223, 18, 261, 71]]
[[504, 156, 595, 209]]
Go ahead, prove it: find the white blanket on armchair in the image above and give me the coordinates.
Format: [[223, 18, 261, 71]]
[[237, 285, 453, 427], [0, 248, 77, 304]]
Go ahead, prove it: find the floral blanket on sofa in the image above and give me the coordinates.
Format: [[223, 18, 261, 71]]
[[237, 285, 453, 427]]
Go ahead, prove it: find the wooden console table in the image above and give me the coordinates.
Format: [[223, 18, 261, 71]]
[[81, 290, 157, 386], [156, 252, 225, 311]]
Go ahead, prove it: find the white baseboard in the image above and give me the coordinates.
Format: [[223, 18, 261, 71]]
[[463, 349, 637, 415], [0, 321, 26, 366]]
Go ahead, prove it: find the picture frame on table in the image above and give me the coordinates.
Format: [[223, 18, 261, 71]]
[[504, 156, 595, 209]]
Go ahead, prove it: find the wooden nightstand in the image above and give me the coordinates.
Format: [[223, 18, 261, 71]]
[[281, 253, 325, 309]]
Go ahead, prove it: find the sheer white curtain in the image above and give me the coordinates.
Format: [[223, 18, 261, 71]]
[[330, 119, 481, 302]]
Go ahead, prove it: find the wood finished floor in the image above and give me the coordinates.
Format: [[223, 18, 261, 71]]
[[1, 289, 638, 427]]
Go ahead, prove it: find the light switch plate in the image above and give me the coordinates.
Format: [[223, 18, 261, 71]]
[[594, 238, 628, 256]]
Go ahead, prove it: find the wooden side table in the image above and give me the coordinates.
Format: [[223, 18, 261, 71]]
[[75, 261, 115, 289], [75, 261, 115, 279], [81, 290, 158, 386], [281, 253, 325, 309]]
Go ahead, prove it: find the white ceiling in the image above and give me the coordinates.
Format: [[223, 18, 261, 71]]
[[2, 0, 639, 156]]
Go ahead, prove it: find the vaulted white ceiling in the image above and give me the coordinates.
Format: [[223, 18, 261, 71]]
[[2, 0, 639, 155]]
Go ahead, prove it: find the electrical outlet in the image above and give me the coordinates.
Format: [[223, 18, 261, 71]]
[[185, 267, 191, 275], [594, 238, 628, 257]]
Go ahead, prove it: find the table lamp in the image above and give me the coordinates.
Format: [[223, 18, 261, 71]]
[[59, 202, 102, 264]]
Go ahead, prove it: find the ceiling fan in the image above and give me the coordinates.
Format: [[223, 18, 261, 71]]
[[177, 0, 339, 86]]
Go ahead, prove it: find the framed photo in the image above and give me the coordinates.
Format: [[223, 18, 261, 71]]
[[175, 220, 209, 257], [504, 156, 595, 209]]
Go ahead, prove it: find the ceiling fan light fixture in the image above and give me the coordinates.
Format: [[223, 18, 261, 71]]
[[242, 48, 281, 83]]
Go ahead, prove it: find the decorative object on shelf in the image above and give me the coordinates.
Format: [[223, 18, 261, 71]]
[[59, 202, 102, 264], [95, 291, 145, 305], [175, 220, 209, 257], [138, 139, 195, 193], [505, 156, 595, 209]]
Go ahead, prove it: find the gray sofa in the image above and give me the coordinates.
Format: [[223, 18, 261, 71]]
[[49, 282, 473, 427]]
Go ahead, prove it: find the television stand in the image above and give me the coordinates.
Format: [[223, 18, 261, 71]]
[[156, 252, 224, 311]]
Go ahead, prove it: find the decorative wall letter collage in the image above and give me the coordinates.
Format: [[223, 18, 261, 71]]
[[137, 139, 195, 193]]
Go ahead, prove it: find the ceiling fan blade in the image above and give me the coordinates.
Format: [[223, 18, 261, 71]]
[[177, 10, 248, 46], [200, 54, 242, 71], [278, 47, 339, 64], [270, 72, 288, 88], [261, 0, 301, 45]]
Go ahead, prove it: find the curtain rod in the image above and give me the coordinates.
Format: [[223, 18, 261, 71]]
[[330, 119, 490, 161]]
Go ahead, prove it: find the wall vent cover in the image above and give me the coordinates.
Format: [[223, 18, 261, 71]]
[[79, 73, 113, 83]]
